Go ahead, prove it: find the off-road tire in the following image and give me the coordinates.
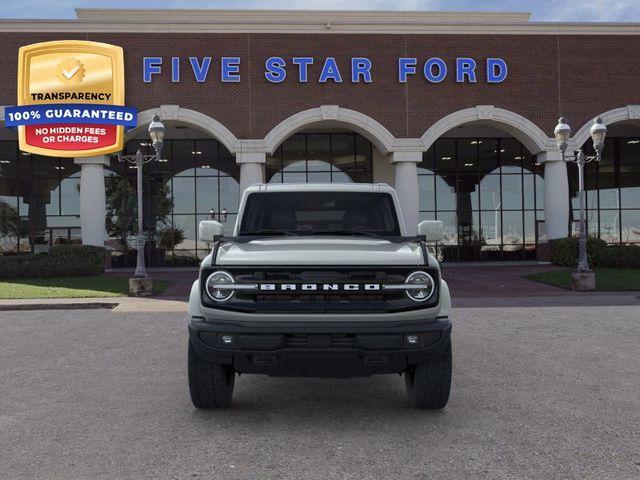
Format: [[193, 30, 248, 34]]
[[404, 343, 452, 409], [188, 340, 235, 409]]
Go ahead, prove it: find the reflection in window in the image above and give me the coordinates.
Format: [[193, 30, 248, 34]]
[[267, 133, 372, 184], [569, 137, 640, 245], [419, 137, 543, 260]]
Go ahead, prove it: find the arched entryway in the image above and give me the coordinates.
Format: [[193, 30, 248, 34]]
[[418, 107, 556, 261], [111, 117, 240, 266]]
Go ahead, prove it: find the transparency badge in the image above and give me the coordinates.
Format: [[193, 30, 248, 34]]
[[5, 40, 137, 157]]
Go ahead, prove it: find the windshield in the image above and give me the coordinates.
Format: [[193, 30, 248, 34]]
[[239, 191, 401, 237]]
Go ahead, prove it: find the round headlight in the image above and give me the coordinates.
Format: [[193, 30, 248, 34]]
[[405, 271, 435, 302], [205, 271, 235, 302]]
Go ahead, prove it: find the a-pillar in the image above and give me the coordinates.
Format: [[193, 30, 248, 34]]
[[237, 151, 266, 193], [391, 151, 422, 235], [538, 151, 569, 239], [74, 155, 109, 246]]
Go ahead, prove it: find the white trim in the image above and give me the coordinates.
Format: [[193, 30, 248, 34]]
[[420, 105, 553, 154], [263, 105, 396, 155], [1, 10, 639, 35], [572, 105, 640, 148], [127, 106, 239, 154]]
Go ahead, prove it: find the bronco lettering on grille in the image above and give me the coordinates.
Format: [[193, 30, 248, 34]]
[[258, 283, 381, 292]]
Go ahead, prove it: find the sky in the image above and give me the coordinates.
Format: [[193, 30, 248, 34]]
[[0, 0, 639, 22]]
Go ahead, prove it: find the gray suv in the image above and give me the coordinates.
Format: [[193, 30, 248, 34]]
[[188, 183, 452, 409]]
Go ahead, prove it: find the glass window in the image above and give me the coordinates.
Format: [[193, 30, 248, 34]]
[[307, 134, 331, 172], [60, 177, 80, 216], [282, 134, 306, 172], [599, 210, 620, 243], [621, 210, 640, 243], [435, 176, 456, 211], [172, 214, 196, 250], [501, 175, 523, 210], [418, 175, 435, 211], [239, 192, 400, 236], [477, 139, 499, 174], [456, 139, 478, 173], [173, 140, 195, 176], [502, 211, 524, 246], [500, 138, 523, 174], [434, 139, 456, 176], [419, 147, 434, 173], [620, 174, 640, 209], [265, 133, 371, 185], [479, 175, 501, 211], [172, 177, 195, 214], [195, 177, 218, 215]]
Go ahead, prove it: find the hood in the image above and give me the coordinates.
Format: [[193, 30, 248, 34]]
[[215, 237, 425, 266]]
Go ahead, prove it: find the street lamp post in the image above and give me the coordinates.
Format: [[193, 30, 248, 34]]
[[553, 116, 607, 289], [117, 114, 165, 293]]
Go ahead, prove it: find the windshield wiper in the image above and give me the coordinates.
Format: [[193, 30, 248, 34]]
[[311, 230, 385, 239], [239, 229, 300, 237]]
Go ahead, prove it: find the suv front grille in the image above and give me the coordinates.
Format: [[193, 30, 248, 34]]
[[201, 267, 439, 313]]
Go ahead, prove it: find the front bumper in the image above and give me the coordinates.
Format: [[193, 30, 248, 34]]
[[188, 317, 451, 378]]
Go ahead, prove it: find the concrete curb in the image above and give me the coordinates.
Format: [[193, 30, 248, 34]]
[[0, 302, 119, 312]]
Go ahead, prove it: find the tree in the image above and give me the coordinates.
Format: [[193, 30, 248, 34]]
[[105, 176, 173, 251], [0, 201, 21, 250]]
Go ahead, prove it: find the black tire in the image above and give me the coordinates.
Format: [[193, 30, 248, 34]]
[[188, 340, 235, 409], [404, 343, 452, 409]]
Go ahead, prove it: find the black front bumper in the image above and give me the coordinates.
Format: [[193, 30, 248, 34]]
[[189, 317, 451, 378]]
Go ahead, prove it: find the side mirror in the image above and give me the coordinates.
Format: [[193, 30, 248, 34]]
[[199, 220, 224, 242], [417, 220, 443, 242]]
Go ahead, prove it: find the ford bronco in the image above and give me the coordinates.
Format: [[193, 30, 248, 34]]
[[188, 183, 452, 409]]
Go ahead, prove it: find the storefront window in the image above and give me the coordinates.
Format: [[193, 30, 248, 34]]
[[569, 137, 640, 245], [104, 138, 239, 267], [267, 133, 373, 184], [419, 137, 543, 261]]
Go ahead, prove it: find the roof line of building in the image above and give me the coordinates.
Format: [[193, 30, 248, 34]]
[[0, 9, 638, 35]]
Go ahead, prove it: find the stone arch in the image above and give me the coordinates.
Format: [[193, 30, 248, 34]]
[[420, 105, 553, 154], [262, 105, 396, 155], [127, 105, 239, 154], [572, 105, 640, 148]]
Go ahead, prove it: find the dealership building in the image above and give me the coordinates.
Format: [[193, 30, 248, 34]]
[[0, 9, 639, 264]]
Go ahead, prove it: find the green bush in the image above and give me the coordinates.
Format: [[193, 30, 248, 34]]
[[550, 237, 640, 268], [593, 244, 640, 268], [0, 245, 106, 279]]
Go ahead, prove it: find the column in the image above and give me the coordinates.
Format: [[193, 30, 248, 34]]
[[391, 151, 422, 235], [237, 151, 266, 193], [74, 155, 109, 246], [538, 151, 569, 239]]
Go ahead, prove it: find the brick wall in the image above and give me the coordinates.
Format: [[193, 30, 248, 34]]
[[0, 32, 638, 140]]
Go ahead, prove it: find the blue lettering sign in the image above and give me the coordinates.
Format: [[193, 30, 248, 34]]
[[424, 58, 447, 83], [292, 57, 314, 82], [351, 57, 372, 83], [189, 57, 211, 83], [143, 57, 162, 83], [487, 58, 508, 83], [221, 57, 241, 83], [398, 58, 417, 83], [171, 57, 180, 83], [265, 56, 287, 83], [456, 58, 477, 83], [319, 57, 342, 83]]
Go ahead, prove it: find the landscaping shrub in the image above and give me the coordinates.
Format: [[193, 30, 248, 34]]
[[550, 237, 640, 268], [0, 245, 106, 279]]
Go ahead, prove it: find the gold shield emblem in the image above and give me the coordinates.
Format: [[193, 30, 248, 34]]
[[16, 40, 125, 157]]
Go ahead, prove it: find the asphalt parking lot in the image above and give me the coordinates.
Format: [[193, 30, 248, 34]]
[[1, 306, 639, 480]]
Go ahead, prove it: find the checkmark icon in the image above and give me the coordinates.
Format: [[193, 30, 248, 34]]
[[62, 64, 80, 79]]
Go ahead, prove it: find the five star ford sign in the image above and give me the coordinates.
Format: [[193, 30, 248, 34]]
[[4, 40, 137, 158]]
